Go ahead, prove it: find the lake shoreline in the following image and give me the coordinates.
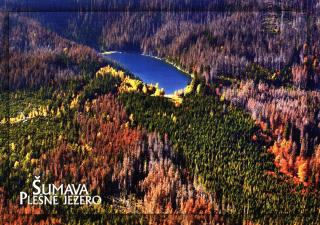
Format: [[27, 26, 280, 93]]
[[102, 51, 192, 95], [102, 51, 194, 80], [141, 53, 194, 80]]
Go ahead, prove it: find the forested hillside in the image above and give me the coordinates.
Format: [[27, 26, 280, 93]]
[[223, 81, 320, 186], [28, 11, 319, 86], [7, 13, 106, 90]]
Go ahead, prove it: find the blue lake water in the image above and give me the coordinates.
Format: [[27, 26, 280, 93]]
[[103, 52, 191, 94]]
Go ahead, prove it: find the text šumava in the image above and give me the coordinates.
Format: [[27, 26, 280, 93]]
[[20, 176, 102, 205]]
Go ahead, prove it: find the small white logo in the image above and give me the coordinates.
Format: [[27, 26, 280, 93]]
[[20, 176, 102, 205]]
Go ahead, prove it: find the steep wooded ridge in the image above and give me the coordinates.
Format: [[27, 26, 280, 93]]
[[6, 14, 106, 91], [29, 12, 317, 85]]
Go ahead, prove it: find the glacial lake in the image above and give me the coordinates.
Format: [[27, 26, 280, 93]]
[[103, 52, 191, 94]]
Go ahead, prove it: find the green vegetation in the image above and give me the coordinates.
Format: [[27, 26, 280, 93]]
[[1, 62, 320, 224], [0, 74, 120, 200], [119, 93, 320, 223]]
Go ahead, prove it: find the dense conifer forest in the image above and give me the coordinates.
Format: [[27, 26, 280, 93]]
[[0, 1, 320, 224]]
